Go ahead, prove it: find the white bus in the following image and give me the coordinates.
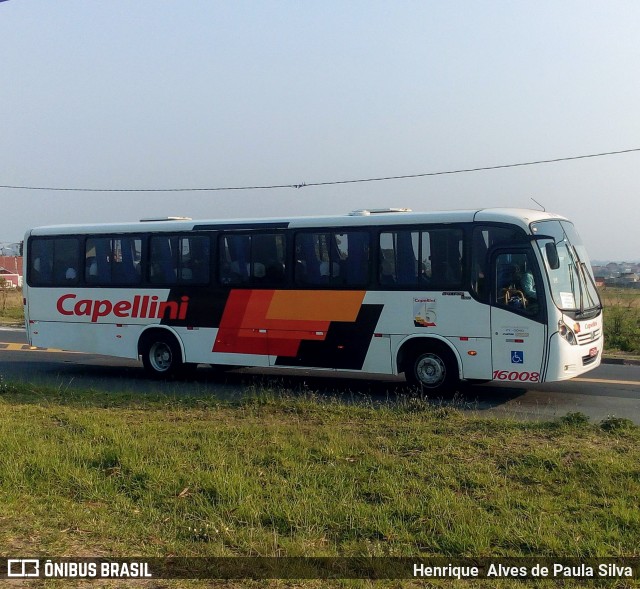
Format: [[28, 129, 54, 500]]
[[23, 208, 603, 390]]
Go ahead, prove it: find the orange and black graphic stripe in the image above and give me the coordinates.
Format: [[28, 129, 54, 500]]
[[163, 288, 383, 370]]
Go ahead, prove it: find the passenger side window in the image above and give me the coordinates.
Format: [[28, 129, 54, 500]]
[[149, 235, 210, 285], [29, 239, 55, 286], [252, 233, 286, 284], [379, 228, 462, 289], [379, 231, 418, 285], [295, 231, 369, 286], [219, 233, 286, 286], [180, 236, 210, 283], [86, 237, 142, 285], [28, 237, 80, 286]]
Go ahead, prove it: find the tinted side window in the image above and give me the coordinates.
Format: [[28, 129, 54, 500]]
[[220, 234, 250, 285], [86, 237, 142, 285], [379, 228, 463, 289], [149, 235, 210, 285], [379, 231, 419, 285], [295, 231, 369, 287], [29, 237, 80, 286], [180, 236, 210, 283], [219, 233, 286, 286], [252, 233, 286, 284], [29, 239, 54, 285]]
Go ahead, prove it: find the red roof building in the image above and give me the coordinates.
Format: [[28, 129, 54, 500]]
[[0, 256, 23, 288]]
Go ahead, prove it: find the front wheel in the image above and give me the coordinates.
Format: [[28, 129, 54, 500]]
[[140, 332, 183, 379], [405, 346, 458, 391]]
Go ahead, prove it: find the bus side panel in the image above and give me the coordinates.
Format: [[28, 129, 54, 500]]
[[25, 287, 167, 359], [360, 335, 392, 374], [28, 321, 141, 360], [447, 337, 492, 380], [371, 291, 494, 381]]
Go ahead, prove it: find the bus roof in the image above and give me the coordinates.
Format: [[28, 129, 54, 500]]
[[26, 207, 568, 237]]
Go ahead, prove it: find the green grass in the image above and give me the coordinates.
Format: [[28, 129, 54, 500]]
[[0, 285, 23, 324], [1, 381, 638, 566], [601, 288, 640, 354]]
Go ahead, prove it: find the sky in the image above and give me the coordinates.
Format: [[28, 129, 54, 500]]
[[1, 1, 639, 261]]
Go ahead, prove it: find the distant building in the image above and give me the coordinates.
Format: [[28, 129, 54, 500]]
[[0, 255, 23, 288], [594, 261, 640, 286], [619, 270, 639, 286]]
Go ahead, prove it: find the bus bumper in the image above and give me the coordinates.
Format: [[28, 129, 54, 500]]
[[545, 332, 603, 381]]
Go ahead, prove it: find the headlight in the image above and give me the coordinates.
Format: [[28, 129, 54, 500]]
[[558, 320, 577, 345]]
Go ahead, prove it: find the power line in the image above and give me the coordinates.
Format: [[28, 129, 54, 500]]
[[1, 147, 639, 193]]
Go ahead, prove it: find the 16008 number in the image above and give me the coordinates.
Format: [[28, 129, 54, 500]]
[[492, 370, 540, 382]]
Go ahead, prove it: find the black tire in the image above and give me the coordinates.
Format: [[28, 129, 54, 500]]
[[140, 331, 183, 379], [405, 345, 458, 391]]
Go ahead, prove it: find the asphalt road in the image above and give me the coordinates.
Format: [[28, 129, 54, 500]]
[[1, 326, 639, 423]]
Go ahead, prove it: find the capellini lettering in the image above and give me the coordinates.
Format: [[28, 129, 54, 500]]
[[56, 294, 189, 322]]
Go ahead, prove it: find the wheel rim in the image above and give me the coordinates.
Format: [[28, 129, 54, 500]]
[[415, 353, 446, 387], [149, 341, 172, 372]]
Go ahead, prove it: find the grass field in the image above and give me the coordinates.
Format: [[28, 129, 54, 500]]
[[0, 285, 23, 324], [0, 381, 638, 587], [600, 288, 640, 354]]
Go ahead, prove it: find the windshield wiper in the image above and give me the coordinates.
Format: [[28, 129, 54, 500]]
[[573, 247, 585, 314], [570, 248, 603, 318], [564, 246, 582, 313], [579, 261, 603, 313]]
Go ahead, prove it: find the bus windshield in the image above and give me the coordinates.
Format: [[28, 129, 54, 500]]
[[531, 219, 601, 318]]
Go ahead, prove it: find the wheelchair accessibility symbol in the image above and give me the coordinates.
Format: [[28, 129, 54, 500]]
[[511, 351, 524, 364]]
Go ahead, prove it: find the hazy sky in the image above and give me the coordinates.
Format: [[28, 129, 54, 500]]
[[2, 1, 639, 260]]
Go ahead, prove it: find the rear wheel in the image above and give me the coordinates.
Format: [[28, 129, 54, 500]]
[[140, 332, 183, 379], [405, 345, 458, 392]]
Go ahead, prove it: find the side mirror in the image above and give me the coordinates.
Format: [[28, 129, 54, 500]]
[[545, 242, 560, 270]]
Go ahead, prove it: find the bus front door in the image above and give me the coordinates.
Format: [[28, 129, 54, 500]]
[[489, 249, 548, 385]]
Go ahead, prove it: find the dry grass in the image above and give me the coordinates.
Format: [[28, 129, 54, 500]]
[[0, 285, 23, 324]]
